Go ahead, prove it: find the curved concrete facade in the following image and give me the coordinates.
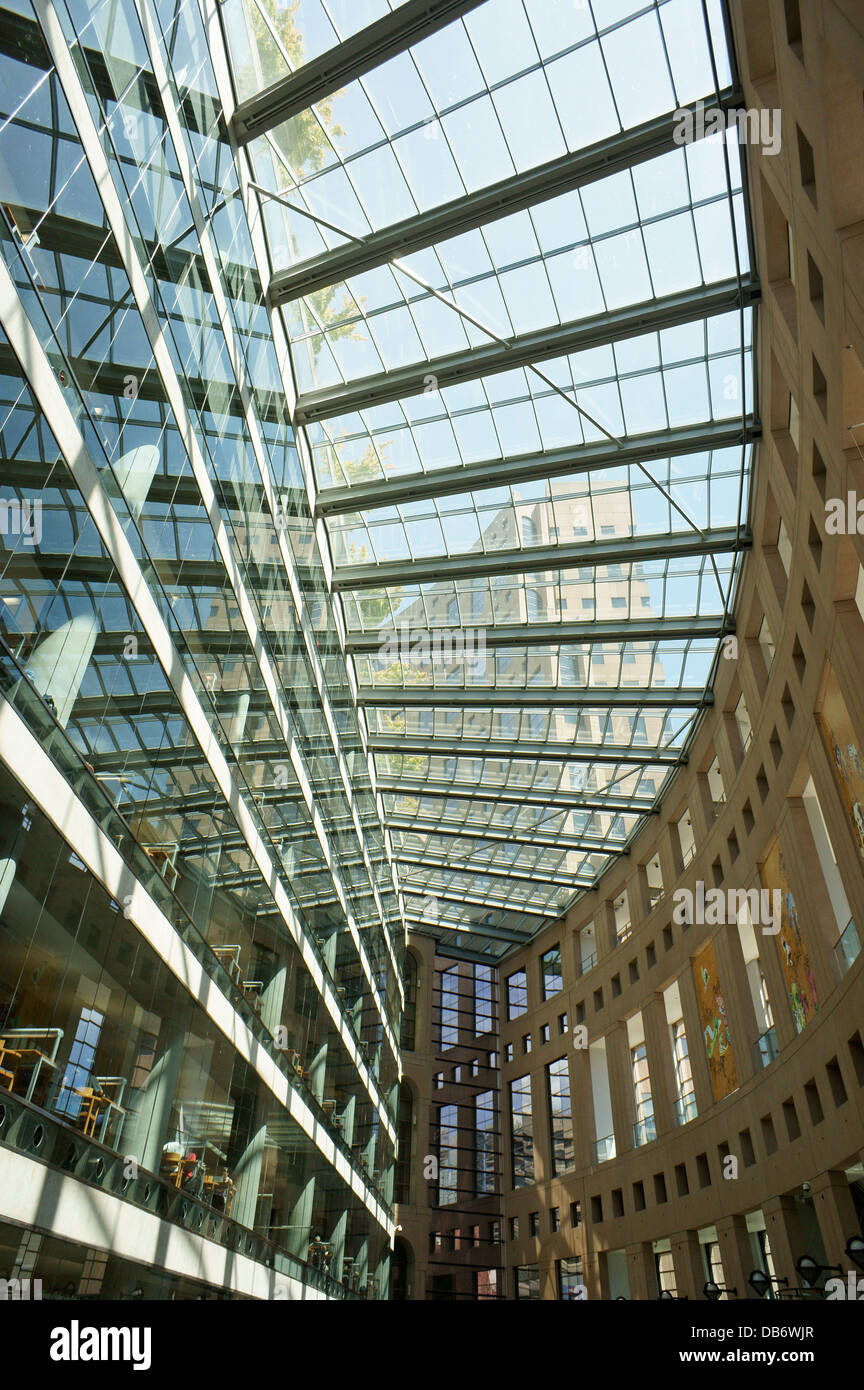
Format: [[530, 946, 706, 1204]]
[[399, 0, 864, 1300]]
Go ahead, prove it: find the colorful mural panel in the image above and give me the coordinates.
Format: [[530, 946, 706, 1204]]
[[692, 940, 737, 1101], [761, 839, 818, 1034], [817, 665, 864, 861]]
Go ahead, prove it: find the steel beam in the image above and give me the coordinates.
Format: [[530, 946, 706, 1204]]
[[333, 524, 750, 590], [317, 420, 758, 516], [0, 342, 283, 424], [407, 932, 509, 964], [378, 779, 657, 814], [385, 817, 625, 852], [368, 735, 684, 764], [232, 0, 487, 144], [294, 277, 759, 423], [269, 89, 742, 304], [347, 613, 734, 653], [359, 686, 712, 708], [0, 203, 260, 300], [394, 853, 593, 890], [402, 916, 531, 945], [403, 886, 552, 918]]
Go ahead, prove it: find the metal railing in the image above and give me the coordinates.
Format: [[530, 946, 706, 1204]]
[[0, 648, 395, 1202], [0, 1089, 358, 1299]]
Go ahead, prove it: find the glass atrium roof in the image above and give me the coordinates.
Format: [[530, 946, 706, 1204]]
[[222, 0, 758, 958]]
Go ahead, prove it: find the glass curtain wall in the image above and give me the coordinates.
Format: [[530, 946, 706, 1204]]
[[0, 0, 402, 1300]]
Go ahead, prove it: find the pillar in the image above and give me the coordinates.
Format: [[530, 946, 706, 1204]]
[[677, 960, 715, 1114], [671, 1229, 707, 1299], [752, 895, 798, 1051], [626, 1242, 658, 1300], [289, 1175, 316, 1260], [715, 1213, 755, 1296], [761, 1194, 808, 1285], [781, 801, 844, 998], [21, 614, 99, 728], [605, 1022, 635, 1156], [810, 1170, 861, 1271], [642, 992, 678, 1137], [306, 1036, 329, 1102], [597, 900, 617, 958], [570, 1047, 595, 1169], [122, 1016, 186, 1171], [232, 1124, 268, 1229], [329, 1208, 348, 1282], [713, 925, 759, 1085]]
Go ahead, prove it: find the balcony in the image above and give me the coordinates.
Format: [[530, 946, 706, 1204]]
[[593, 1133, 616, 1163], [579, 949, 598, 975], [0, 1089, 358, 1299]]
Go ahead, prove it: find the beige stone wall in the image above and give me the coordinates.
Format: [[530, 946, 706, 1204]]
[[400, 0, 864, 1299]]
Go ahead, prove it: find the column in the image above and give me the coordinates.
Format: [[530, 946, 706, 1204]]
[[597, 900, 617, 958], [715, 712, 743, 789], [626, 1242, 658, 1301], [808, 728, 864, 941], [715, 1213, 755, 1296], [329, 1208, 348, 1282], [306, 1036, 329, 1102], [259, 964, 287, 1037], [582, 1246, 603, 1301], [539, 1260, 558, 1301], [810, 1170, 861, 1271], [642, 992, 678, 1137], [352, 1236, 369, 1294], [670, 1229, 707, 1299], [605, 1022, 635, 1156], [229, 690, 250, 754], [232, 1124, 267, 1229], [0, 808, 27, 918], [657, 824, 679, 897], [761, 1194, 807, 1284], [738, 640, 766, 719], [569, 1047, 595, 1169], [289, 1175, 316, 1260], [690, 774, 714, 845], [340, 1094, 356, 1147], [623, 867, 644, 933], [831, 603, 864, 747], [114, 444, 160, 518], [780, 801, 843, 995], [713, 925, 759, 1085], [122, 1016, 186, 1171], [752, 896, 798, 1051], [533, 1063, 551, 1184], [21, 614, 99, 729], [677, 960, 716, 1114]]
